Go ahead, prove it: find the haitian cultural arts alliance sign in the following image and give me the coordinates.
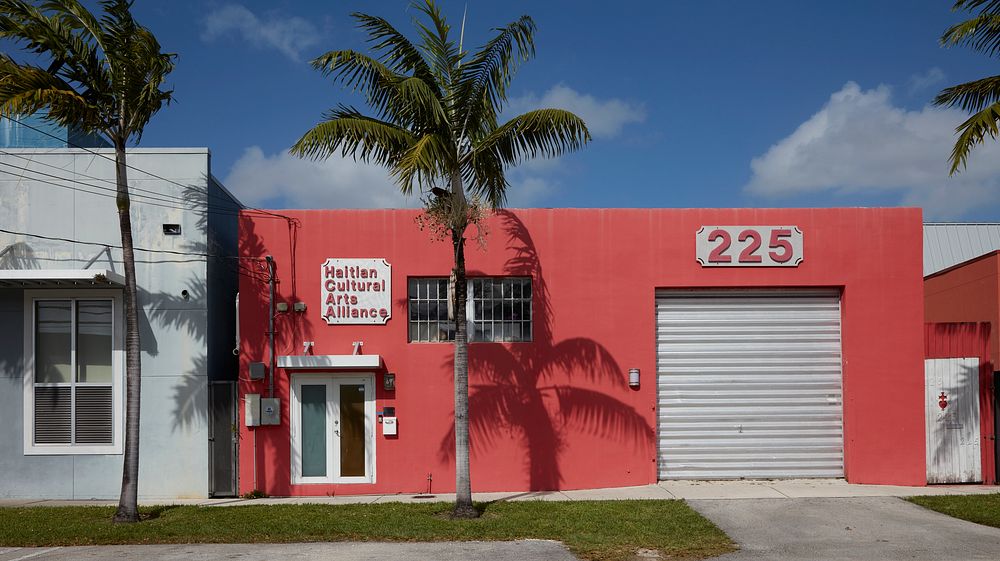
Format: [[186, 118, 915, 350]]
[[321, 258, 392, 324]]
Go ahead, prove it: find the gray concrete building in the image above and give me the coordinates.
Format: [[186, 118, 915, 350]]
[[0, 118, 240, 499]]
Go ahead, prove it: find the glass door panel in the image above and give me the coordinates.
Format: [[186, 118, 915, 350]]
[[300, 384, 327, 478], [292, 376, 373, 484], [339, 383, 366, 477]]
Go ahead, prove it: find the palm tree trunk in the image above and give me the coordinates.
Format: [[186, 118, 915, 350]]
[[451, 172, 476, 519], [452, 227, 476, 518], [113, 139, 142, 524]]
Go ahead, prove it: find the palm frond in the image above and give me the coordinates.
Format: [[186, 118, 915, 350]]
[[942, 13, 1000, 57], [393, 132, 453, 195], [948, 101, 1000, 174], [310, 50, 409, 120], [944, 0, 1000, 57], [296, 1, 588, 213], [935, 74, 1000, 112], [454, 14, 535, 137], [353, 12, 440, 97], [44, 0, 109, 54], [463, 144, 507, 207], [0, 55, 99, 127], [474, 108, 590, 166], [290, 107, 416, 168], [0, 0, 173, 143], [410, 0, 461, 90], [0, 0, 108, 88]]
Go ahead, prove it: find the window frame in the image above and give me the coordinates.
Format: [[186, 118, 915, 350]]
[[22, 289, 124, 455], [407, 277, 533, 344]]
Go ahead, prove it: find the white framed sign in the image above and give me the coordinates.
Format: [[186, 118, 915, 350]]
[[696, 226, 803, 267], [321, 258, 392, 324]]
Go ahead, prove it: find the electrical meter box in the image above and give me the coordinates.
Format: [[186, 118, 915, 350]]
[[245, 393, 260, 427], [261, 398, 281, 425], [382, 417, 398, 436], [248, 362, 266, 381]]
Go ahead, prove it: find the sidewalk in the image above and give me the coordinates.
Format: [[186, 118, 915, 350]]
[[1, 479, 997, 507]]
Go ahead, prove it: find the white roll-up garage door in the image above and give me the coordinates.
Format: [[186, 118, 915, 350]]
[[656, 289, 843, 479]]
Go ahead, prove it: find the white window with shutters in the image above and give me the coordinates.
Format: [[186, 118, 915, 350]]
[[22, 290, 123, 455]]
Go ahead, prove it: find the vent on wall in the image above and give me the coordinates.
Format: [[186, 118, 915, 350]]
[[163, 224, 181, 235]]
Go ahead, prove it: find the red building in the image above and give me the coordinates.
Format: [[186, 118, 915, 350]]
[[237, 207, 926, 496], [925, 251, 1000, 484]]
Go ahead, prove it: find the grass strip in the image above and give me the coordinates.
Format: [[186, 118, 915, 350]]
[[907, 493, 1000, 529], [0, 500, 734, 561]]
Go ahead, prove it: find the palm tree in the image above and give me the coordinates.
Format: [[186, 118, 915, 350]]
[[935, 0, 1000, 173], [292, 1, 589, 517], [439, 212, 654, 491], [0, 0, 174, 523]]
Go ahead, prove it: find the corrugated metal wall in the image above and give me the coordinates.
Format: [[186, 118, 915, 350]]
[[924, 223, 1000, 276], [656, 289, 844, 479]]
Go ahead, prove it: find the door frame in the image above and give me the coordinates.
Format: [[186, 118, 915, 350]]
[[289, 373, 376, 485]]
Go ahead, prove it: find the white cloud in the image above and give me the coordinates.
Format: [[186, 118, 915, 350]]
[[505, 175, 558, 207], [223, 147, 418, 209], [508, 84, 646, 139], [201, 4, 320, 61], [908, 67, 946, 95], [744, 81, 1000, 219]]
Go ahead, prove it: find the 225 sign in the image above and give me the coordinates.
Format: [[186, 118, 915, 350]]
[[696, 226, 803, 267]]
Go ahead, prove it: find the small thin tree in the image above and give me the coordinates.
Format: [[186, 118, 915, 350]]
[[935, 0, 1000, 173], [0, 0, 174, 522], [292, 0, 589, 517]]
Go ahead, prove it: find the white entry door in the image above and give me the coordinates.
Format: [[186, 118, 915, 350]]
[[925, 358, 981, 484], [291, 375, 375, 484]]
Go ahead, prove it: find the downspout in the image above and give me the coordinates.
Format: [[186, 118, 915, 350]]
[[266, 256, 276, 399]]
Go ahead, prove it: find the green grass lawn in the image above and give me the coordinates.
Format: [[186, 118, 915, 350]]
[[0, 500, 733, 561], [907, 493, 1000, 529]]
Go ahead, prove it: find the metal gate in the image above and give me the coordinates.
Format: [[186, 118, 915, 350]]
[[208, 381, 238, 497], [656, 289, 844, 479], [924, 358, 981, 483]]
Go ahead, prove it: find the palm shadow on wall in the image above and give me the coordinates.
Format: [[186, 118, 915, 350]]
[[438, 210, 653, 491], [925, 322, 993, 483]]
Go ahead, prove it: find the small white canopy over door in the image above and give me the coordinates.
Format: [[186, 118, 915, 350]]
[[925, 358, 981, 484]]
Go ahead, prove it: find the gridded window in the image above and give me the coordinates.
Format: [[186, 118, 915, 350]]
[[34, 299, 114, 445], [470, 278, 531, 342], [408, 277, 532, 343], [408, 278, 455, 342], [27, 295, 120, 454]]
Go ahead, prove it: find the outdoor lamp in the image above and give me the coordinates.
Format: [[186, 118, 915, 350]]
[[628, 368, 640, 388], [384, 372, 396, 392]]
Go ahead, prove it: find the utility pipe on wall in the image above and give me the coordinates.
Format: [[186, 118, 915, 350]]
[[266, 255, 276, 399]]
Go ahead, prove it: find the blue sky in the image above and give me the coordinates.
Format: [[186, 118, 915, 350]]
[[31, 1, 1000, 219]]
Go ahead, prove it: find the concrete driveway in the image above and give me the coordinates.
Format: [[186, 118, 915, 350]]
[[691, 496, 1000, 560], [0, 541, 578, 561]]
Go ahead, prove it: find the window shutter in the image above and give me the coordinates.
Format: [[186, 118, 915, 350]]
[[74, 386, 114, 444], [34, 387, 71, 444]]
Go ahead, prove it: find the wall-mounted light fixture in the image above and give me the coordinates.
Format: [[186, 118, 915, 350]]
[[383, 372, 396, 392], [628, 368, 640, 388]]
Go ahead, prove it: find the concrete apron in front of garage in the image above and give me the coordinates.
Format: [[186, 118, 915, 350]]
[[691, 497, 1000, 561], [1, 479, 998, 507]]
